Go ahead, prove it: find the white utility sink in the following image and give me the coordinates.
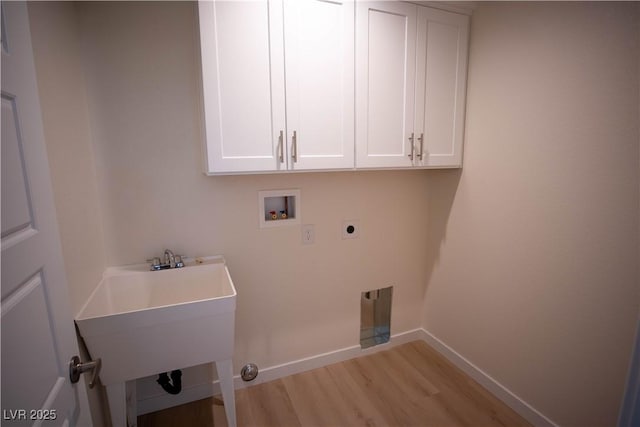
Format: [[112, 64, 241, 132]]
[[76, 256, 237, 427]]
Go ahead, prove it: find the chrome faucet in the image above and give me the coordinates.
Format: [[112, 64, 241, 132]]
[[148, 249, 185, 271], [164, 249, 176, 268]]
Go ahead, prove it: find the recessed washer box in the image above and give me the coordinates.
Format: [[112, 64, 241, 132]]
[[259, 189, 301, 228]]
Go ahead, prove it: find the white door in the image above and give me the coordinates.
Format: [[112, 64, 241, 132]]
[[355, 1, 416, 168], [619, 320, 640, 427], [198, 0, 286, 174], [414, 6, 469, 167], [1, 2, 90, 425], [283, 0, 354, 170]]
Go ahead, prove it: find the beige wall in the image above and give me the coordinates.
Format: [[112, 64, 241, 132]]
[[28, 1, 106, 317], [28, 1, 640, 425], [74, 0, 429, 370], [423, 3, 640, 426], [28, 3, 110, 426]]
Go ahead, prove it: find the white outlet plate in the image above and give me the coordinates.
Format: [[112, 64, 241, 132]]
[[342, 220, 360, 239], [302, 224, 315, 245]]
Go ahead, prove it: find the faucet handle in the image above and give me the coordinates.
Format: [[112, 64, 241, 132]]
[[174, 255, 185, 268], [147, 257, 162, 270]]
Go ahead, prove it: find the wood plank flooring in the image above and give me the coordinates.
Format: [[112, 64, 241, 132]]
[[138, 340, 532, 427]]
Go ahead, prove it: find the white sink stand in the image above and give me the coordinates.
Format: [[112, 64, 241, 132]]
[[74, 258, 238, 427], [105, 359, 236, 427]]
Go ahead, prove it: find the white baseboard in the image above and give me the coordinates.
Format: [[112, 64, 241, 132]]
[[137, 328, 424, 415], [138, 327, 557, 427], [233, 328, 425, 390], [419, 329, 559, 427]]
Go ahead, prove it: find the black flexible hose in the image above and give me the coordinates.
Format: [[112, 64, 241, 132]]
[[156, 370, 182, 395]]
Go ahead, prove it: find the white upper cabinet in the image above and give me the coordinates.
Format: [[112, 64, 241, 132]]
[[198, 1, 285, 173], [199, 1, 469, 174], [356, 2, 469, 168], [198, 0, 354, 174], [284, 0, 355, 171], [415, 7, 469, 167], [356, 2, 417, 168]]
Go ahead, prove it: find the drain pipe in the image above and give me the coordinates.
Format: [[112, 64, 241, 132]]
[[157, 370, 182, 395]]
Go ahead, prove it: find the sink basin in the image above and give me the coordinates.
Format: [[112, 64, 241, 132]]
[[75, 256, 236, 385]]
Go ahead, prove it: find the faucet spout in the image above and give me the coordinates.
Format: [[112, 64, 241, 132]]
[[164, 249, 176, 268], [148, 249, 184, 271]]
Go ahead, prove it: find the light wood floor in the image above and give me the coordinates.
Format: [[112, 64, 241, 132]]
[[138, 340, 532, 427]]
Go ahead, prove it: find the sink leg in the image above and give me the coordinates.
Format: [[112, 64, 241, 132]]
[[106, 381, 137, 427], [126, 380, 137, 427], [106, 383, 126, 427], [216, 359, 237, 427]]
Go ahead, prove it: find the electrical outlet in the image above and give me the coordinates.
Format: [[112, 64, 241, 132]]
[[302, 224, 315, 245], [342, 220, 360, 239]]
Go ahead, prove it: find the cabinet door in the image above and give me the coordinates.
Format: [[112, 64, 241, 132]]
[[355, 2, 417, 168], [198, 1, 286, 174], [283, 0, 355, 170], [414, 7, 469, 167]]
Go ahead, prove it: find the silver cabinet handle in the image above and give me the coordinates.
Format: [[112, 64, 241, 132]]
[[292, 130, 298, 163], [417, 133, 424, 160], [69, 355, 101, 389], [408, 133, 415, 161], [278, 130, 284, 163]]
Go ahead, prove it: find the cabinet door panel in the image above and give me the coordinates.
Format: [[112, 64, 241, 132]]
[[415, 7, 468, 167], [356, 2, 416, 168], [284, 0, 354, 170], [199, 1, 286, 173]]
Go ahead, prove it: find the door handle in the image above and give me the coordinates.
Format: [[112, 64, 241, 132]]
[[408, 133, 415, 161], [69, 355, 101, 389], [291, 130, 298, 163], [417, 133, 424, 160], [278, 130, 284, 163]]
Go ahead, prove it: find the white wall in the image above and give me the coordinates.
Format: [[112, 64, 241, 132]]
[[423, 3, 640, 426], [28, 1, 640, 425], [28, 1, 106, 317], [74, 0, 430, 386], [28, 3, 109, 425]]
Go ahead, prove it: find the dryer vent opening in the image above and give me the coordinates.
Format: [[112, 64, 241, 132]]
[[360, 286, 393, 349]]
